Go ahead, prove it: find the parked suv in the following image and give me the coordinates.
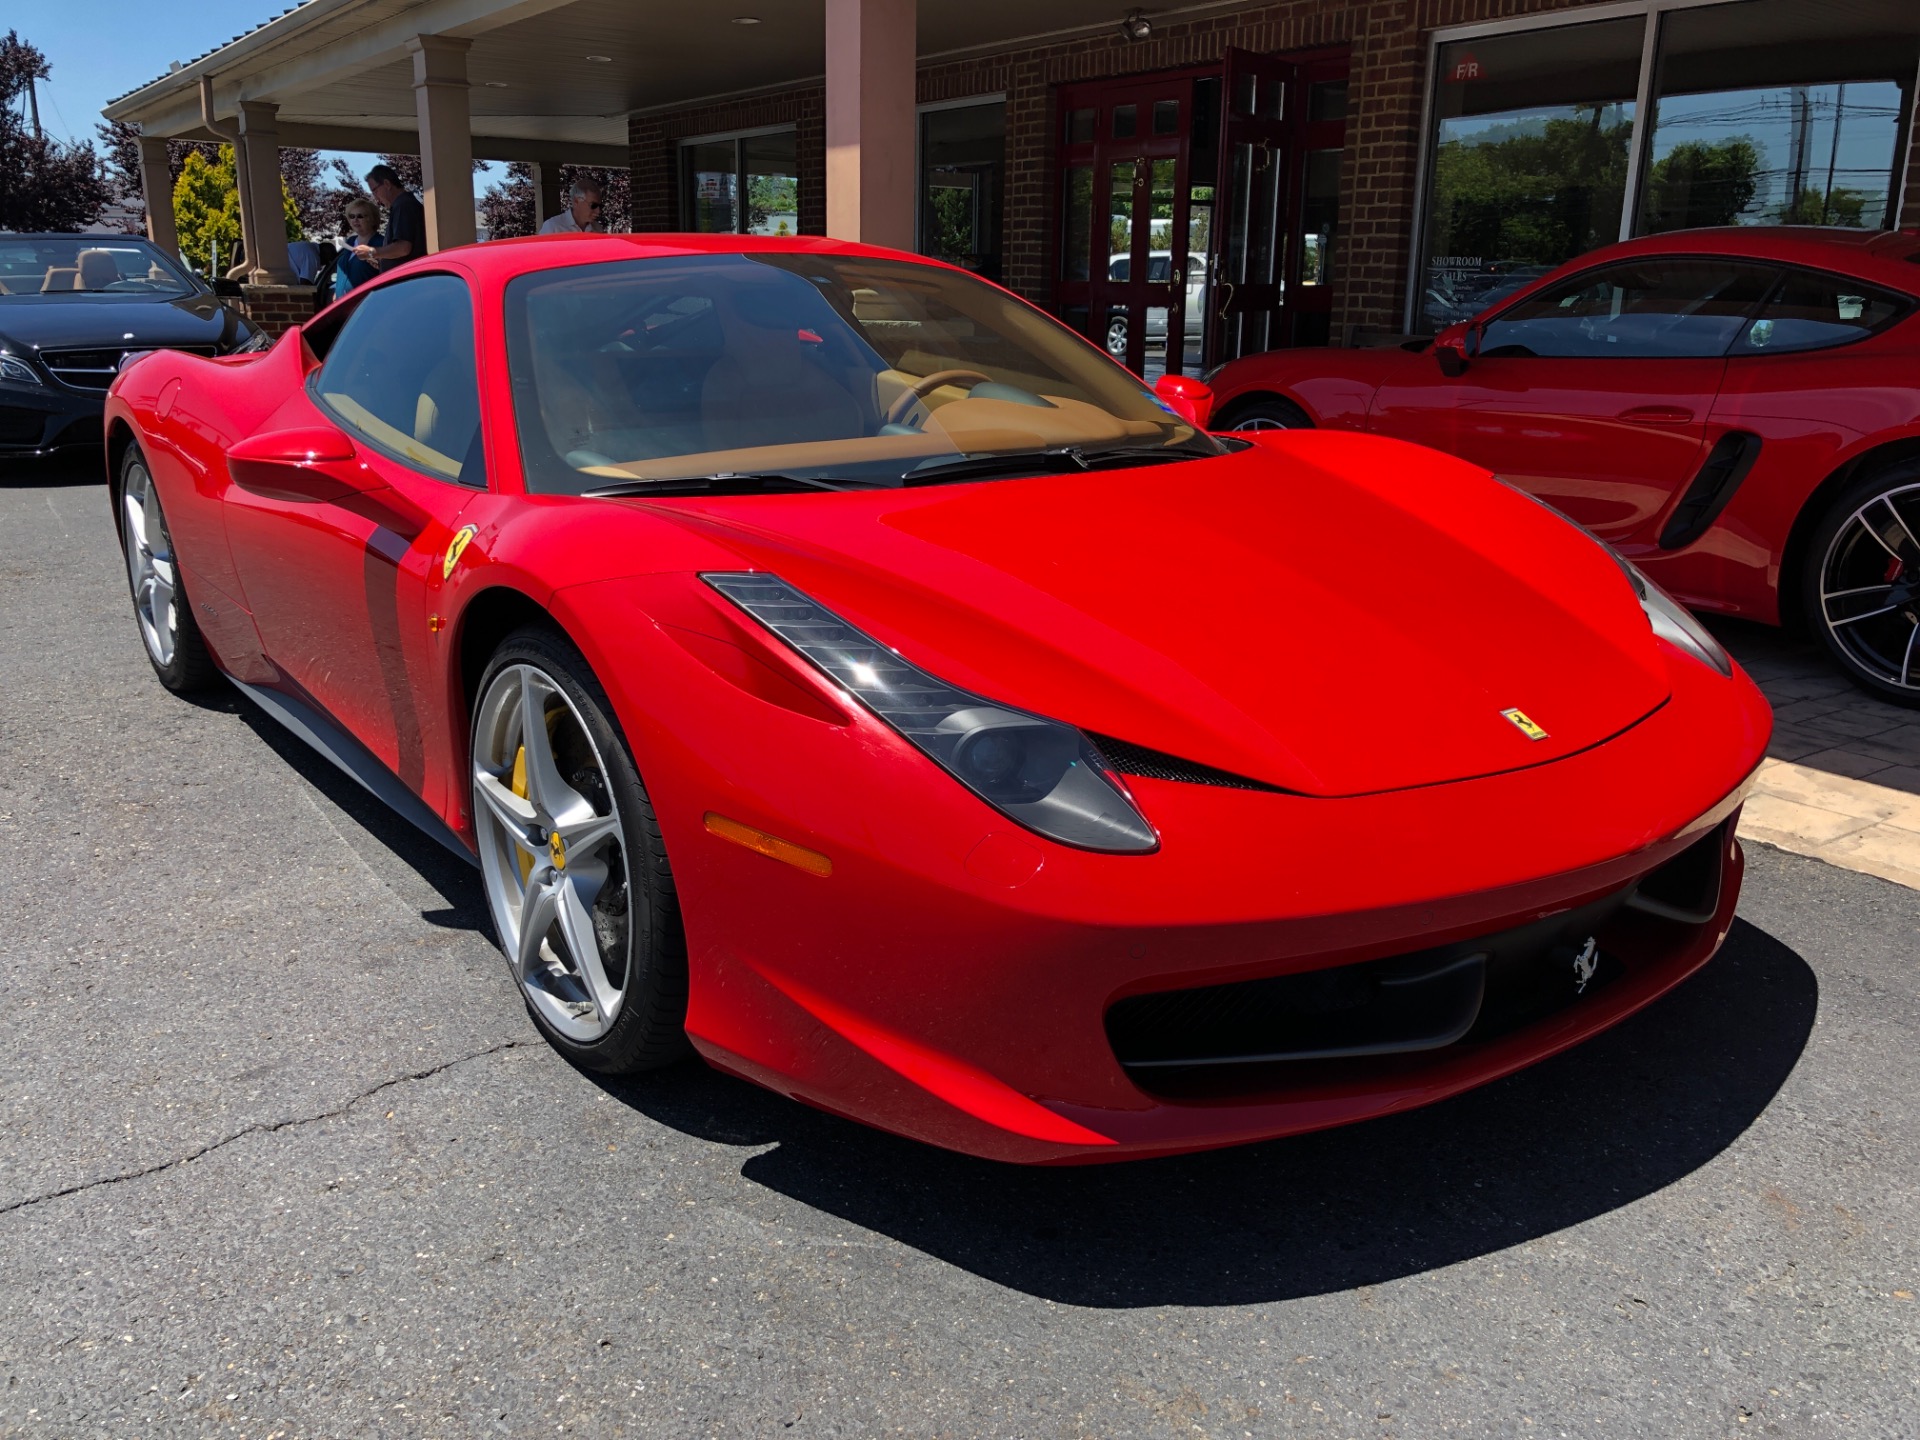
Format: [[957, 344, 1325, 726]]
[[1105, 251, 1208, 356]]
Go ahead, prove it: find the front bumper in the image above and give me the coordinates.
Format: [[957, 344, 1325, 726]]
[[564, 578, 1773, 1165], [0, 381, 104, 456]]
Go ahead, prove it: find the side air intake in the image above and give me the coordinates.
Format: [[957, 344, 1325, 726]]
[[1087, 733, 1288, 793]]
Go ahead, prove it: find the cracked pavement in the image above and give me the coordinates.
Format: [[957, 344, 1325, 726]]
[[3, 460, 1918, 1437]]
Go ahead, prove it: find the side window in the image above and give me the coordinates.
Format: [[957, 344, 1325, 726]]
[[1735, 270, 1908, 355], [312, 274, 483, 484], [1479, 260, 1777, 360]]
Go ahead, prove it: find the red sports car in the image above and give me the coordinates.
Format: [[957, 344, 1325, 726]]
[[104, 236, 1769, 1164], [1210, 227, 1920, 704]]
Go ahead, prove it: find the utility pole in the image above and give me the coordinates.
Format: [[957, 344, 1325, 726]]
[[26, 74, 41, 139]]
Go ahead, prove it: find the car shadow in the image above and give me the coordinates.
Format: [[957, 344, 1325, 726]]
[[589, 917, 1815, 1307], [207, 679, 1817, 1307]]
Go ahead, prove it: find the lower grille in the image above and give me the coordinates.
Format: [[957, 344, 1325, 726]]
[[1108, 820, 1730, 1092], [41, 344, 217, 391]]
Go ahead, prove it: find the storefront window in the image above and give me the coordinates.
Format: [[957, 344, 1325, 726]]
[[1639, 0, 1919, 234], [681, 130, 799, 235], [919, 101, 1006, 281], [1416, 17, 1644, 333]]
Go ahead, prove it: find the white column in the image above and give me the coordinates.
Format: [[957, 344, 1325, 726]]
[[137, 136, 179, 258], [236, 101, 296, 284], [408, 34, 477, 251], [824, 0, 916, 249]]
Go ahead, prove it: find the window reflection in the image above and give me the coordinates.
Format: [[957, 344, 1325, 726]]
[[920, 101, 1006, 281], [682, 132, 798, 235], [1417, 17, 1643, 334], [1639, 0, 1920, 234]]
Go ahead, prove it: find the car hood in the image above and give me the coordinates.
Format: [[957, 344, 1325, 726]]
[[647, 431, 1673, 798], [0, 292, 242, 354]]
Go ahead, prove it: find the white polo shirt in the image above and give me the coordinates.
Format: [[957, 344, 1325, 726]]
[[539, 209, 607, 235]]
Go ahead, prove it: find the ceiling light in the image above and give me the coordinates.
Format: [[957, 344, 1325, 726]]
[[1118, 9, 1151, 40], [731, 15, 762, 23], [482, 80, 509, 87], [584, 54, 613, 62]]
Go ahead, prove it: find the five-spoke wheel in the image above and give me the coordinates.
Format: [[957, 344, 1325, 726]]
[[1811, 470, 1920, 703], [118, 444, 215, 693], [471, 630, 688, 1068]]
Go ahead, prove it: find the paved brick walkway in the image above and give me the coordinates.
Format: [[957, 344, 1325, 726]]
[[1709, 618, 1920, 889]]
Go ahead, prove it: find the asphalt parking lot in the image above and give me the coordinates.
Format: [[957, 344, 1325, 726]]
[[2, 457, 1917, 1439]]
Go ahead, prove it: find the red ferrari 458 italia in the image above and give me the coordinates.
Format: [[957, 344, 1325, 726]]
[[1209, 227, 1920, 705], [104, 236, 1770, 1163]]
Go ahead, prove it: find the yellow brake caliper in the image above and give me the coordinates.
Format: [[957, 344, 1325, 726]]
[[511, 742, 533, 884]]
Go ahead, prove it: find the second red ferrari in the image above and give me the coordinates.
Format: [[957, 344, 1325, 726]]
[[1210, 226, 1920, 705]]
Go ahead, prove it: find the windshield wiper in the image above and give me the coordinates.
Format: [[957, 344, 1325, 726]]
[[583, 472, 853, 499], [901, 441, 1218, 487]]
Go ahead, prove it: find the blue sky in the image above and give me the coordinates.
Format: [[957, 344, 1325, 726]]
[[17, 1, 501, 193]]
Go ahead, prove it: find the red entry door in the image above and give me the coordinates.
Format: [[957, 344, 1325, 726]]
[[1056, 71, 1203, 378], [1207, 48, 1298, 366]]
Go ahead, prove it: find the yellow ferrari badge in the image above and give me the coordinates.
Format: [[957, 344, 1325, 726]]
[[441, 524, 478, 580], [1501, 707, 1548, 741]]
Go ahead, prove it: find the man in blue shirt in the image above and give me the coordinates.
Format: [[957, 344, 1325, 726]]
[[338, 164, 429, 288]]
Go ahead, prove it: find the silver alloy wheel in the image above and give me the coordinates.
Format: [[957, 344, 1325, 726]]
[[472, 663, 633, 1042], [122, 458, 178, 667], [1106, 317, 1128, 356], [1818, 480, 1920, 694], [1230, 415, 1293, 431]]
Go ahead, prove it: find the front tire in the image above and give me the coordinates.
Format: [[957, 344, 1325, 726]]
[[1106, 315, 1128, 357], [1215, 395, 1312, 432], [1803, 459, 1920, 706], [470, 626, 690, 1072], [119, 443, 218, 694]]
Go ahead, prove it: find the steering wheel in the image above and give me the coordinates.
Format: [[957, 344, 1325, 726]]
[[883, 369, 993, 428]]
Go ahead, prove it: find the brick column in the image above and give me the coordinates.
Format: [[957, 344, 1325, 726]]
[[408, 34, 477, 251]]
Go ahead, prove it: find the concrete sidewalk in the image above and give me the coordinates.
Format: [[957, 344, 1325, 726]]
[[1712, 618, 1920, 890]]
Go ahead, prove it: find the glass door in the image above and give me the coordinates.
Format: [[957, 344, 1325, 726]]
[[1056, 73, 1202, 379], [1209, 48, 1299, 365]]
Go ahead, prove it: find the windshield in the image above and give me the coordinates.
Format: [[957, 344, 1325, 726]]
[[503, 251, 1221, 493], [0, 237, 198, 300]]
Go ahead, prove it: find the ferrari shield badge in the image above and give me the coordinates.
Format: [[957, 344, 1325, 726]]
[[441, 524, 478, 580], [1501, 707, 1548, 741]]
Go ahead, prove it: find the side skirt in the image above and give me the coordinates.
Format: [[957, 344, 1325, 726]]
[[227, 674, 479, 867]]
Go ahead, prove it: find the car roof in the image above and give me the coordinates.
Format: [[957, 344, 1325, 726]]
[[1583, 225, 1920, 294], [441, 232, 961, 284]]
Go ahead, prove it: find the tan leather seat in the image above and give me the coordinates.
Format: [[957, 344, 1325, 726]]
[[40, 267, 79, 293], [76, 250, 120, 290], [700, 288, 866, 451]]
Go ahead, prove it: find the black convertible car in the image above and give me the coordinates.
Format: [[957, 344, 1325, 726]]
[[0, 233, 263, 461]]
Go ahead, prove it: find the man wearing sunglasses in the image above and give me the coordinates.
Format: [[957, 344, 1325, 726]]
[[538, 176, 610, 235]]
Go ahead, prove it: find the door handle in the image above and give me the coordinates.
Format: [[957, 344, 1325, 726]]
[[1618, 405, 1694, 425]]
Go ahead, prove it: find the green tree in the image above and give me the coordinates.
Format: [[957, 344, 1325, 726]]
[[1641, 138, 1761, 232], [171, 145, 302, 276], [0, 30, 110, 231], [1429, 106, 1633, 271], [1775, 184, 1868, 227]]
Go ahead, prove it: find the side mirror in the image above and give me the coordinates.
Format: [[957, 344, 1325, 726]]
[[1433, 322, 1481, 377], [1154, 373, 1215, 430], [227, 426, 376, 503]]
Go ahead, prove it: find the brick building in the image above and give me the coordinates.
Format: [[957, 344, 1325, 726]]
[[108, 0, 1920, 366]]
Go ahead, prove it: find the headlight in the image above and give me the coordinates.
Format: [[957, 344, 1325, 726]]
[[231, 328, 274, 354], [0, 352, 41, 386], [1613, 553, 1732, 677], [703, 572, 1159, 853]]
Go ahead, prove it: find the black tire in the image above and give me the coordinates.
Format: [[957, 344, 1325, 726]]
[[117, 441, 219, 694], [472, 625, 691, 1072], [1215, 395, 1313, 432], [1800, 457, 1920, 707]]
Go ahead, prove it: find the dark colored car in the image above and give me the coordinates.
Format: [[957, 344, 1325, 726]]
[[1207, 227, 1920, 705], [0, 233, 262, 462]]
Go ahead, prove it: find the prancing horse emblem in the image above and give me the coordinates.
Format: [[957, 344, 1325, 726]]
[[442, 524, 478, 580], [1571, 936, 1600, 994]]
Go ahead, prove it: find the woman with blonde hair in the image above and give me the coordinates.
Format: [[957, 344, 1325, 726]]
[[333, 197, 386, 298]]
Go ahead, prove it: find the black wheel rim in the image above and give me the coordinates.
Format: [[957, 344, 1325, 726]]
[[1819, 482, 1920, 693]]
